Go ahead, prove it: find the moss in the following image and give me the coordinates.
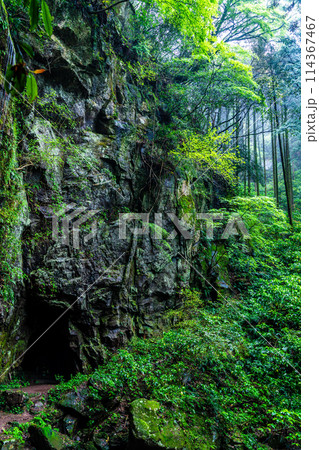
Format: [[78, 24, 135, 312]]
[[160, 422, 186, 447], [177, 182, 197, 227], [179, 194, 195, 216], [0, 322, 28, 378], [28, 424, 72, 450], [143, 399, 161, 411], [131, 399, 186, 449], [214, 243, 231, 296], [130, 399, 219, 449], [131, 398, 163, 441], [0, 107, 24, 306]]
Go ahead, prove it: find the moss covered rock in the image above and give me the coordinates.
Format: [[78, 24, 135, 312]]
[[28, 424, 73, 450], [130, 399, 220, 449], [57, 386, 103, 419], [130, 398, 186, 449]]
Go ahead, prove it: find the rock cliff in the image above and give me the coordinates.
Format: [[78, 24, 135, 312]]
[[0, 0, 225, 379]]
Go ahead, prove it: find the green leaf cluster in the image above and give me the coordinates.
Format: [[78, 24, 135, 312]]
[[170, 129, 241, 186]]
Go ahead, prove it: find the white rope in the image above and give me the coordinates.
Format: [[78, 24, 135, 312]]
[[0, 0, 16, 136]]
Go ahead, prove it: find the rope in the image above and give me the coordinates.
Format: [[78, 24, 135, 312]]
[[0, 0, 16, 137]]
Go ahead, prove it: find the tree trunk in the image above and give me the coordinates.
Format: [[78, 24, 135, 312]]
[[271, 109, 279, 206], [235, 100, 240, 190], [247, 109, 251, 195], [262, 113, 267, 195], [253, 109, 260, 195], [284, 105, 294, 211], [272, 81, 293, 225]]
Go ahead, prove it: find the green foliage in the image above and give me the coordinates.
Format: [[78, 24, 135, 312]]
[[22, 0, 53, 35], [126, 60, 157, 85], [166, 288, 204, 324], [214, 0, 286, 43], [4, 61, 45, 102], [0, 0, 300, 448], [0, 113, 25, 306], [85, 304, 299, 447], [213, 41, 262, 102], [48, 373, 90, 403], [170, 129, 241, 186], [29, 0, 39, 31], [1, 407, 61, 444], [0, 377, 29, 391], [2, 423, 26, 443], [229, 196, 290, 248], [2, 0, 53, 101], [81, 197, 299, 448], [36, 90, 77, 130], [152, 0, 218, 52], [25, 72, 37, 101], [157, 43, 261, 136], [40, 0, 53, 37]]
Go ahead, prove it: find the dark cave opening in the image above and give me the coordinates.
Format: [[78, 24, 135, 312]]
[[20, 301, 81, 383]]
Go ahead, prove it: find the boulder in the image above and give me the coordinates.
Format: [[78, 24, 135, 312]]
[[28, 424, 73, 450], [29, 400, 45, 415], [130, 399, 185, 449], [1, 391, 27, 410], [130, 399, 220, 450], [57, 387, 89, 417]]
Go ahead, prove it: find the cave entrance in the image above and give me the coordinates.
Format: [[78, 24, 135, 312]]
[[21, 301, 81, 383]]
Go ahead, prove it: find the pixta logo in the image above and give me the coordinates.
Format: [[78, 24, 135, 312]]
[[52, 204, 99, 249], [118, 213, 250, 240]]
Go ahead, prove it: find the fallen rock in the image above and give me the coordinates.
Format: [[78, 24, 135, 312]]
[[130, 399, 185, 449], [57, 384, 104, 420], [29, 400, 45, 415], [0, 391, 27, 410], [57, 387, 88, 417], [28, 424, 73, 450]]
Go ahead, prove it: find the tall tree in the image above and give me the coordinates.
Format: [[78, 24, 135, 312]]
[[247, 109, 251, 195], [272, 79, 293, 225], [271, 110, 279, 206], [253, 108, 260, 195], [261, 112, 267, 195]]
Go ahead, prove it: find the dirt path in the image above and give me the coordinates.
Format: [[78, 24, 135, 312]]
[[13, 384, 55, 395], [0, 411, 34, 432], [0, 384, 56, 431]]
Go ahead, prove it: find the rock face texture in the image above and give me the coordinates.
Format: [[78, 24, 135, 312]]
[[0, 1, 225, 378]]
